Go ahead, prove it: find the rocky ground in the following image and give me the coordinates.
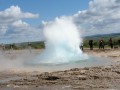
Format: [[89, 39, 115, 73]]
[[0, 49, 120, 90]]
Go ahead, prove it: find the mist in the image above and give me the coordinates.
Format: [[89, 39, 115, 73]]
[[32, 16, 88, 64], [0, 50, 39, 71]]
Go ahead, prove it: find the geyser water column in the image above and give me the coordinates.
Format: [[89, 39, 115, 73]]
[[34, 17, 88, 64]]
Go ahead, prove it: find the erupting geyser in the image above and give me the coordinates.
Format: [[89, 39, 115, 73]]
[[34, 17, 88, 64]]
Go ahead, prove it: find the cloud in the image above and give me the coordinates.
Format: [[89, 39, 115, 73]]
[[0, 5, 42, 43], [1, 20, 43, 43], [73, 0, 120, 36], [0, 25, 8, 35], [12, 20, 29, 28], [0, 6, 38, 23]]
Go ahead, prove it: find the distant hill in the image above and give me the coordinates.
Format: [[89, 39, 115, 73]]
[[84, 33, 120, 39]]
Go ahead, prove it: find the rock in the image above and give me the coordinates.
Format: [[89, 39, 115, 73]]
[[45, 76, 60, 80], [114, 71, 120, 74], [70, 68, 79, 71], [77, 75, 87, 80], [36, 85, 38, 87], [80, 70, 87, 74], [84, 67, 89, 70], [13, 85, 20, 88], [90, 75, 99, 79], [6, 85, 10, 87]]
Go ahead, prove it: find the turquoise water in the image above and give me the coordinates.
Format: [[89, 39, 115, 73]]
[[26, 56, 112, 72]]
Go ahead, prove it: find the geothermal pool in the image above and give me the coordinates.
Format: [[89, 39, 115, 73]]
[[0, 50, 111, 72]]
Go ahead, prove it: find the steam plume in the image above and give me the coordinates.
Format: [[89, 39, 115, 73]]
[[34, 16, 88, 64]]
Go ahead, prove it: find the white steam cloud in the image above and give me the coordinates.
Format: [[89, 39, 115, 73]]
[[33, 16, 88, 64]]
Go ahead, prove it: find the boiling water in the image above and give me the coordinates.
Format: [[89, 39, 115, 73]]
[[32, 17, 88, 65], [0, 50, 111, 72]]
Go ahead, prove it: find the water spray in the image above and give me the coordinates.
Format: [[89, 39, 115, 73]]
[[32, 16, 88, 65]]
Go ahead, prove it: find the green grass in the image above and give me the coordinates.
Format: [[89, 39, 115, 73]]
[[2, 33, 120, 50], [4, 41, 45, 50], [83, 34, 120, 48]]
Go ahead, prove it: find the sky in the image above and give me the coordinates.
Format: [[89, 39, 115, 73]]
[[0, 0, 89, 25], [0, 0, 120, 43]]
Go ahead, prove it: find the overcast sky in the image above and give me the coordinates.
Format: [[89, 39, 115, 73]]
[[0, 0, 120, 43]]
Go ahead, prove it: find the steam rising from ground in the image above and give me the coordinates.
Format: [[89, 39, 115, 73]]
[[0, 50, 111, 72], [0, 50, 36, 71], [33, 17, 88, 64]]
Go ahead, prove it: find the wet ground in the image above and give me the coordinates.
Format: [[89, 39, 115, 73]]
[[0, 64, 120, 90], [0, 49, 120, 90]]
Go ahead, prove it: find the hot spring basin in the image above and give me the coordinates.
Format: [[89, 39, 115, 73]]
[[25, 56, 112, 72]]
